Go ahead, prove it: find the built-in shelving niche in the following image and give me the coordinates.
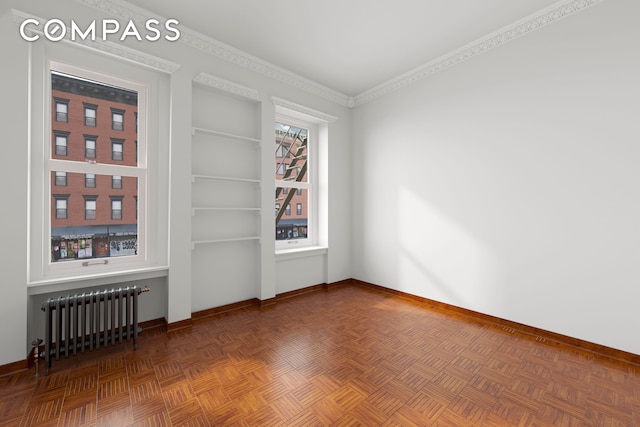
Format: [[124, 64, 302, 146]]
[[190, 72, 262, 311]]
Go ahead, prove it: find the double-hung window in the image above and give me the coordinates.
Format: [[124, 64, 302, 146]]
[[275, 116, 315, 248], [43, 62, 148, 277]]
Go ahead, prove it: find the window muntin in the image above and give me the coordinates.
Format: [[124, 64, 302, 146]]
[[275, 119, 311, 247]]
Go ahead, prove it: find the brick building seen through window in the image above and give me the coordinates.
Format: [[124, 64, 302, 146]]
[[50, 72, 138, 262]]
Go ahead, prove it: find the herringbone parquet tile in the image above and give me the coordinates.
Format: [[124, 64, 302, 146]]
[[2, 284, 640, 426]]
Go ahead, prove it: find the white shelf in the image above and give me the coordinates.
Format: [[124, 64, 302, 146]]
[[192, 127, 261, 144], [191, 236, 261, 250], [192, 207, 261, 215], [192, 174, 261, 184]]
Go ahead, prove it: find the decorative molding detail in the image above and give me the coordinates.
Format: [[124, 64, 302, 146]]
[[74, 0, 352, 107], [11, 9, 180, 74], [73, 0, 606, 107], [353, 0, 607, 106], [272, 97, 338, 123], [193, 72, 260, 102]]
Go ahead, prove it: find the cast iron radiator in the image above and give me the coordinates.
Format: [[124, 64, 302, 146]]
[[40, 285, 150, 375]]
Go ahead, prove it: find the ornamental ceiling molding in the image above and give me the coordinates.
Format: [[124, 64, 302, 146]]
[[74, 0, 605, 108], [271, 97, 338, 123], [353, 0, 607, 106], [12, 9, 180, 74], [193, 72, 260, 103], [75, 0, 353, 108]]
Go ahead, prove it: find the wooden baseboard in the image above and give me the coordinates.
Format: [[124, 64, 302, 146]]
[[352, 279, 640, 366], [0, 359, 28, 378], [140, 318, 167, 331], [167, 318, 193, 333]]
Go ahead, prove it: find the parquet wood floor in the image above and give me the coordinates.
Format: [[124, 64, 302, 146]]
[[2, 285, 640, 426]]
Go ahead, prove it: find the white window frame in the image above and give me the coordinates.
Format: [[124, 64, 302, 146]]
[[275, 114, 317, 250], [44, 62, 147, 279]]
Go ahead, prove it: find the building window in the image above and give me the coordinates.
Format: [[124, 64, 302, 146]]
[[112, 139, 124, 161], [54, 98, 68, 122], [110, 196, 123, 220], [53, 131, 69, 156], [85, 173, 96, 188], [44, 66, 145, 273], [53, 195, 68, 219], [84, 136, 97, 159], [275, 118, 312, 246], [112, 108, 124, 131], [84, 196, 97, 220], [54, 171, 67, 186], [84, 103, 97, 127]]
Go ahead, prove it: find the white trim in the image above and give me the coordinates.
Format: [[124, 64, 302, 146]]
[[73, 0, 604, 107], [271, 97, 338, 124], [193, 72, 260, 102], [74, 0, 351, 106], [353, 0, 607, 106], [27, 265, 168, 295], [276, 246, 328, 261], [12, 9, 180, 74]]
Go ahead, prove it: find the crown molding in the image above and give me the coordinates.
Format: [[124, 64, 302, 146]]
[[72, 0, 604, 108], [193, 72, 260, 102], [272, 97, 338, 123], [75, 0, 353, 108], [12, 9, 180, 74], [353, 0, 606, 106]]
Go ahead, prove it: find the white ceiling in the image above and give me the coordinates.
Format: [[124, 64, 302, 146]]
[[126, 0, 563, 97]]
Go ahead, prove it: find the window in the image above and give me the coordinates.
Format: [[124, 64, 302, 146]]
[[85, 173, 96, 188], [84, 103, 97, 127], [84, 196, 97, 220], [43, 64, 146, 275], [275, 117, 312, 247], [112, 109, 124, 131], [112, 139, 124, 161], [54, 98, 68, 122], [111, 197, 123, 220], [54, 171, 67, 186], [84, 136, 96, 159], [273, 98, 334, 251], [53, 195, 68, 219], [53, 131, 69, 156]]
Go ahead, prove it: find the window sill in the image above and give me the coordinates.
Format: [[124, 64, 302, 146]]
[[27, 265, 169, 296], [276, 246, 327, 261]]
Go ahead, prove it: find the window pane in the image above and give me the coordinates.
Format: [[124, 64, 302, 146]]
[[51, 172, 137, 262], [51, 72, 136, 166], [275, 186, 308, 241], [275, 122, 308, 183]]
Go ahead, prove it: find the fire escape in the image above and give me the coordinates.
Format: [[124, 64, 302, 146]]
[[275, 128, 307, 226]]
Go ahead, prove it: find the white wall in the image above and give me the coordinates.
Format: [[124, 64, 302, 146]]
[[352, 0, 640, 354], [0, 0, 352, 366]]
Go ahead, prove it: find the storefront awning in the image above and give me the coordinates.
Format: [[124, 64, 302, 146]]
[[52, 224, 137, 239]]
